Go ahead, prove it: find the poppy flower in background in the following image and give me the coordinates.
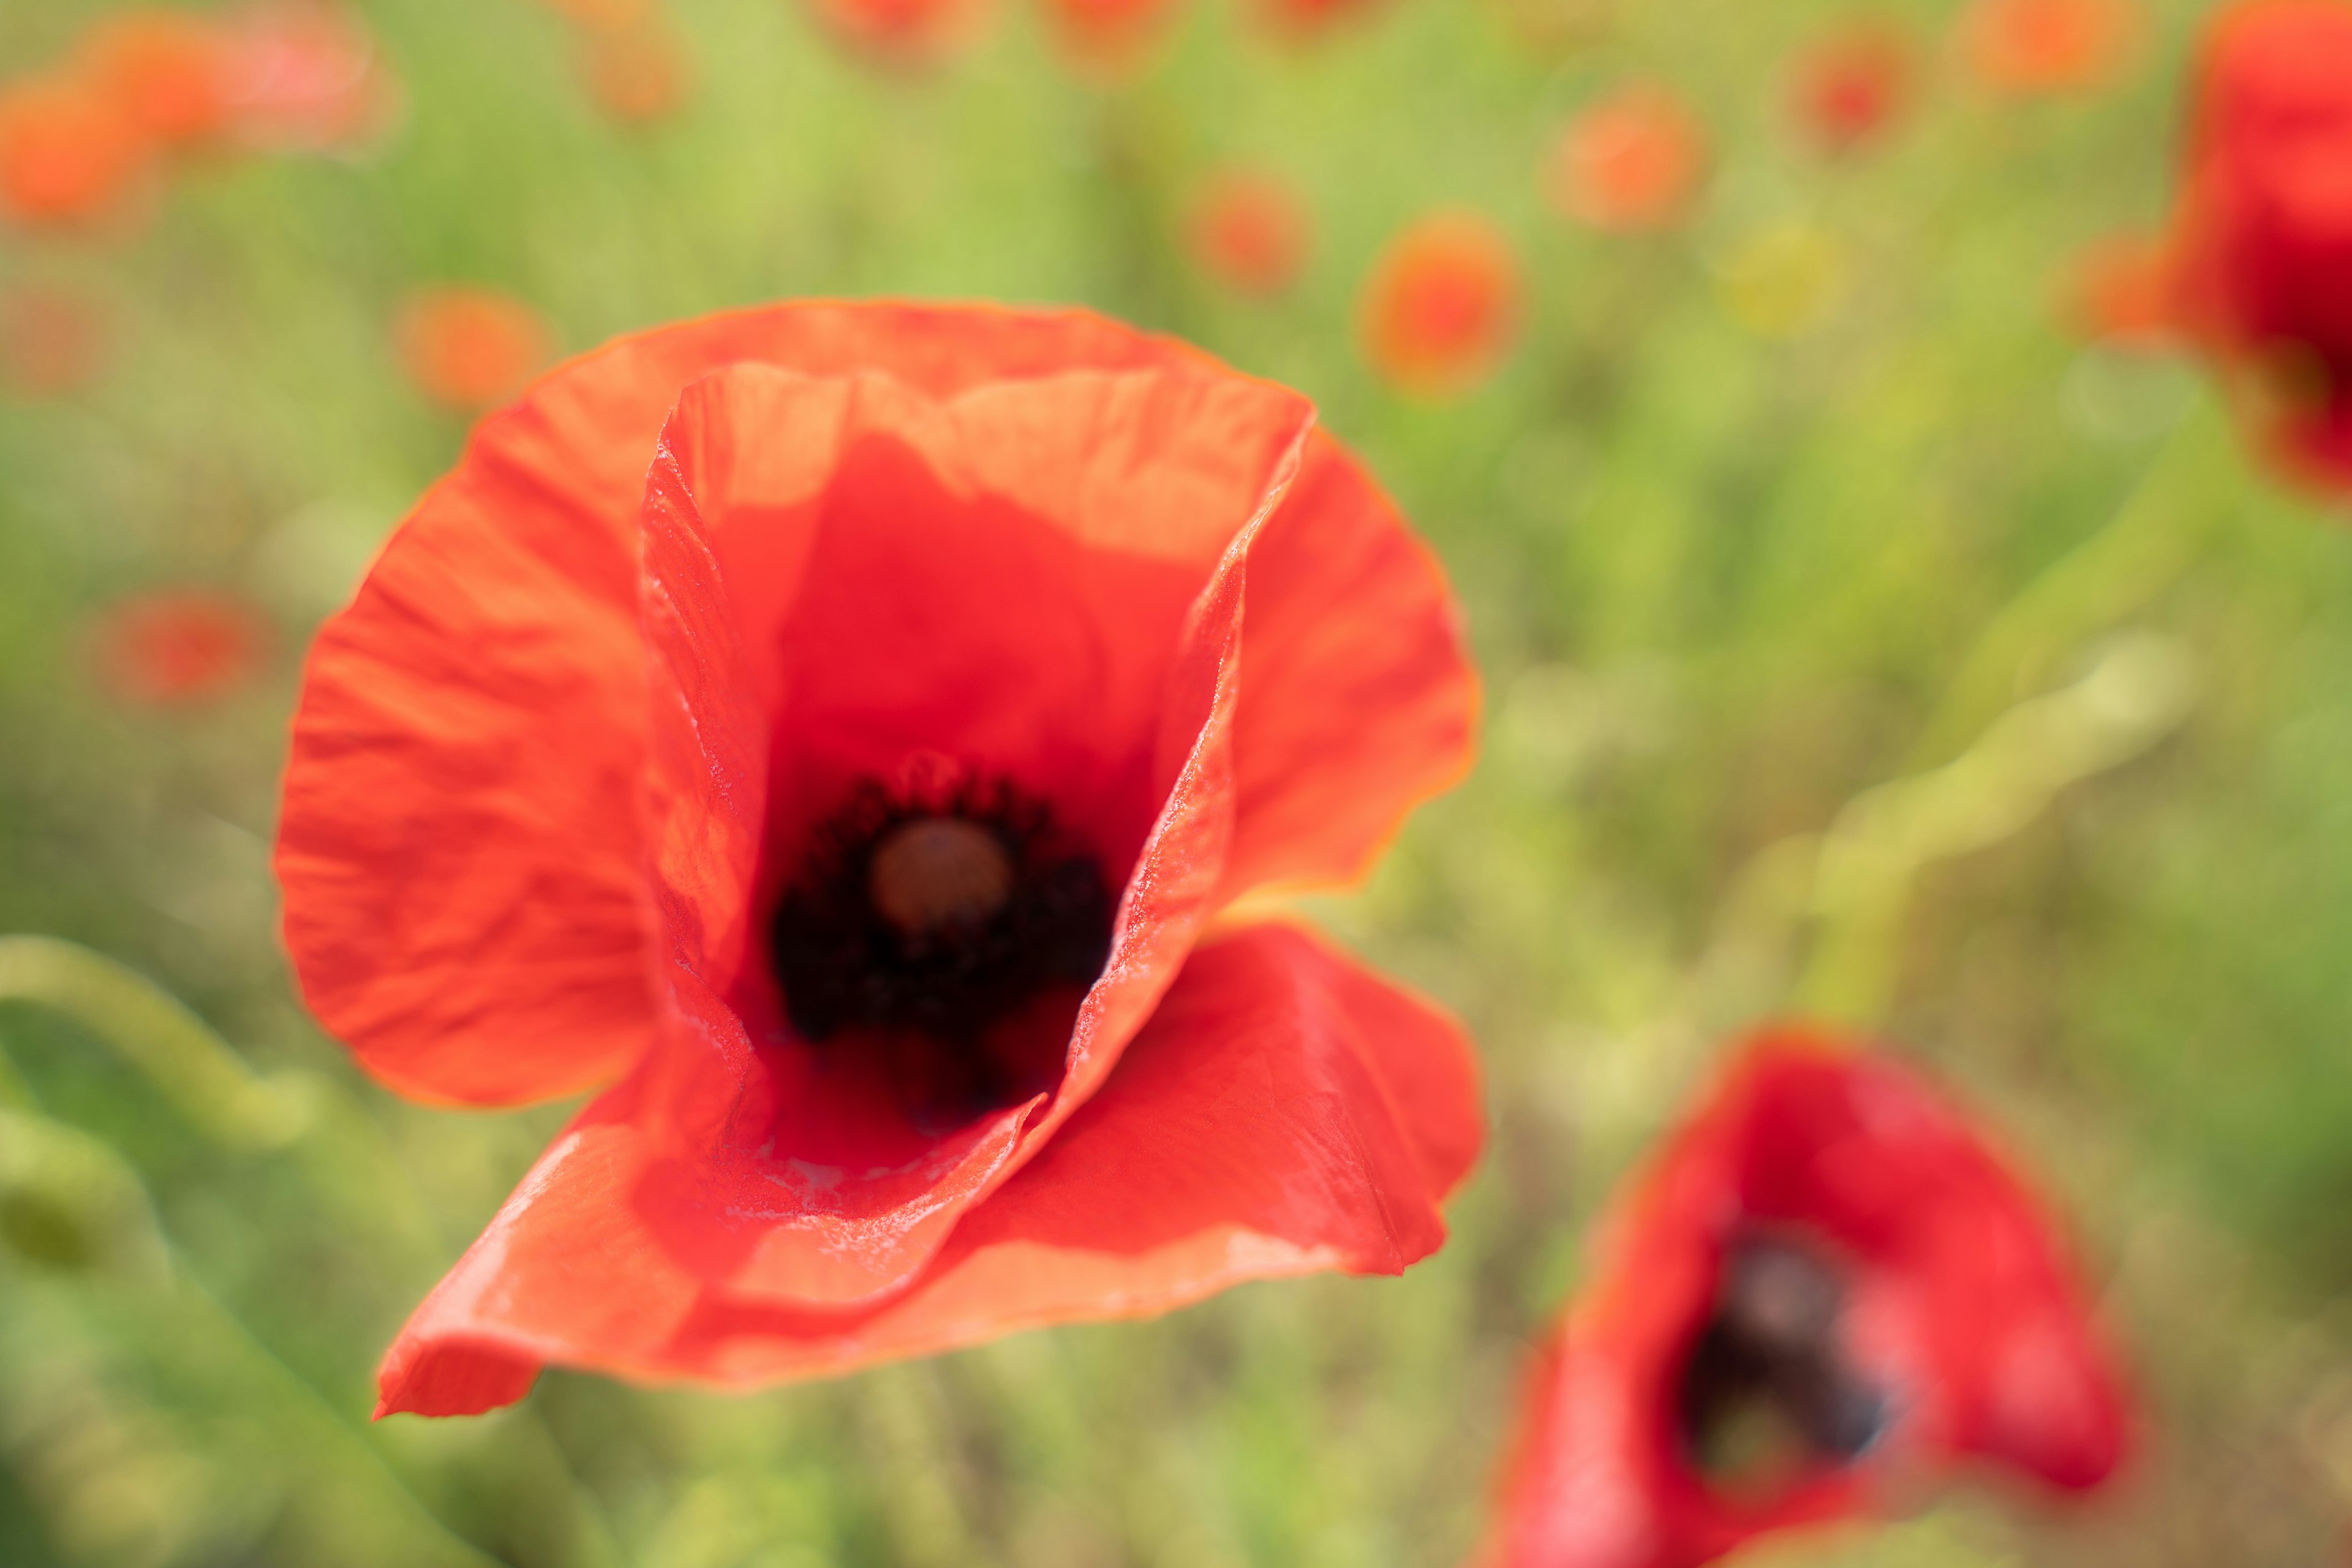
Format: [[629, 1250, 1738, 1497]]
[[220, 0, 401, 154], [1791, 25, 1914, 155], [576, 14, 694, 126], [91, 590, 271, 707], [533, 0, 656, 26], [2167, 0, 2352, 491], [394, 287, 556, 413], [84, 10, 237, 152], [1254, 0, 1388, 40], [1187, 169, 1313, 297], [0, 75, 149, 229], [1959, 0, 2139, 96], [0, 284, 109, 398], [1359, 213, 1523, 397], [1547, 86, 1708, 233], [1477, 1031, 2131, 1568], [1042, 0, 1183, 74], [808, 0, 990, 66], [2065, 234, 2177, 349], [274, 301, 1483, 1416]]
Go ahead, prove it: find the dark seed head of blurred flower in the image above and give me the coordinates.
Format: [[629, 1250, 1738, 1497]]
[[91, 590, 271, 709], [1791, 24, 1913, 155], [1478, 1030, 2132, 1568], [2168, 0, 2352, 492], [274, 301, 1484, 1415], [1359, 212, 1522, 398], [1959, 0, 2139, 96], [1547, 85, 1708, 233], [394, 287, 556, 413], [1188, 168, 1312, 298]]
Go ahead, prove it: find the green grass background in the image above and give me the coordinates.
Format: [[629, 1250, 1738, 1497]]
[[4, 0, 2351, 1563]]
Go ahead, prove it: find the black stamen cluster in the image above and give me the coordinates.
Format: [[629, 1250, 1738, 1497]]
[[770, 775, 1114, 1049]]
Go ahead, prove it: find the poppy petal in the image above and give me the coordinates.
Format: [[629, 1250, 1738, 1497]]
[[374, 921, 1480, 1413]]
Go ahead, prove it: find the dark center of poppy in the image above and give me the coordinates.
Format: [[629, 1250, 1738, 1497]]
[[1677, 1235, 1888, 1496], [769, 777, 1115, 1113]]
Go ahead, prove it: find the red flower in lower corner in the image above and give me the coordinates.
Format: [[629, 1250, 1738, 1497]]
[[274, 301, 1483, 1417], [1480, 1032, 2130, 1568], [2167, 0, 2352, 492]]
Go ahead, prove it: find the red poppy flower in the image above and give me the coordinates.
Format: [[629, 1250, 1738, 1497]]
[[84, 10, 237, 151], [273, 302, 1483, 1416], [1479, 1031, 2130, 1568], [91, 590, 271, 707], [0, 284, 108, 398], [1547, 86, 1708, 233], [1359, 213, 1522, 398], [1959, 0, 2138, 96], [2065, 233, 2178, 349], [1043, 0, 1181, 73], [221, 1, 399, 154], [534, 0, 655, 25], [2168, 0, 2352, 489], [394, 287, 556, 413], [1791, 25, 1913, 154], [576, 15, 693, 126], [1188, 168, 1312, 298], [1254, 0, 1387, 37], [807, 0, 989, 66], [0, 74, 149, 229]]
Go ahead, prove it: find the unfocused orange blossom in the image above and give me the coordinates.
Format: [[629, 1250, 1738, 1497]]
[[0, 75, 149, 228], [1188, 169, 1312, 296], [222, 1, 399, 153], [1548, 85, 1707, 232], [2066, 235, 2178, 347], [578, 15, 693, 125], [91, 590, 271, 707], [85, 10, 237, 151], [1359, 211, 1523, 398], [1962, 0, 2139, 94], [1792, 24, 1913, 153], [808, 0, 989, 66], [396, 287, 556, 412]]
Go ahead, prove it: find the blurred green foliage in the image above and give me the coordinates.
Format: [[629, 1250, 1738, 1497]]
[[3, 0, 2351, 1564]]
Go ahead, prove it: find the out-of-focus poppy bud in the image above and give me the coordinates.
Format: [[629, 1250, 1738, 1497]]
[[1043, 0, 1182, 74], [2168, 0, 2352, 491], [807, 0, 991, 66], [0, 284, 108, 397], [577, 14, 693, 125], [84, 10, 238, 151], [1792, 25, 1913, 154], [90, 590, 271, 707], [1960, 0, 2139, 96], [1479, 1031, 2133, 1568], [2065, 234, 2178, 349], [1359, 211, 1523, 398], [1187, 168, 1312, 297], [221, 0, 401, 154], [0, 75, 149, 229], [1547, 85, 1707, 233], [394, 287, 556, 413]]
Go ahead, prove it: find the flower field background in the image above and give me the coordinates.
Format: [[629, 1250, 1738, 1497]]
[[3, 0, 2351, 1564]]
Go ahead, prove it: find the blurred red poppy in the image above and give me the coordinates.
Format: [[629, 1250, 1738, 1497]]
[[2168, 0, 2352, 489], [395, 287, 556, 413], [92, 590, 270, 707], [1960, 0, 2138, 95], [274, 302, 1483, 1415], [2065, 233, 2177, 349], [1044, 0, 1181, 72], [1254, 0, 1387, 37], [221, 0, 399, 154], [1792, 25, 1913, 154], [576, 14, 693, 126], [809, 0, 989, 65], [534, 0, 655, 25], [1188, 169, 1312, 297], [1547, 86, 1707, 233], [85, 10, 236, 151], [1479, 1031, 2131, 1568], [0, 284, 108, 397], [1359, 213, 1522, 397], [0, 75, 149, 228]]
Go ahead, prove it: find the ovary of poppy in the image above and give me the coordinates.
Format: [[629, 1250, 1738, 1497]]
[[1477, 1031, 2131, 1568], [577, 15, 693, 126], [394, 287, 556, 413], [0, 284, 108, 398], [1188, 169, 1313, 297], [0, 74, 149, 228], [220, 0, 399, 154], [2065, 234, 2178, 349], [2166, 0, 2352, 491], [84, 10, 237, 151], [1959, 0, 2139, 95], [1547, 86, 1708, 233], [273, 301, 1483, 1415], [91, 590, 270, 707], [807, 0, 989, 66], [1792, 25, 1913, 154], [1359, 213, 1523, 398]]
